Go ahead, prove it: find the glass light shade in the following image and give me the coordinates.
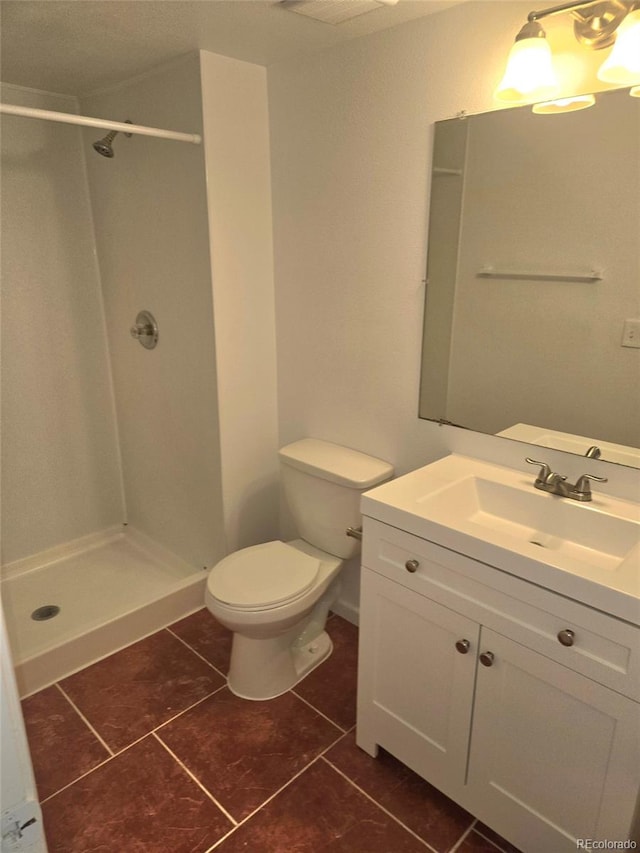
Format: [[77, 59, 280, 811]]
[[494, 36, 560, 103], [630, 86, 640, 97], [532, 94, 596, 114], [597, 8, 640, 85]]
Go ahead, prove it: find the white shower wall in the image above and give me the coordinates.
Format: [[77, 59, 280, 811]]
[[0, 84, 124, 565], [81, 54, 227, 570], [199, 50, 280, 554], [2, 55, 230, 577]]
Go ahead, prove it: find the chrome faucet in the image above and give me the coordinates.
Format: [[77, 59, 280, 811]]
[[525, 458, 608, 502]]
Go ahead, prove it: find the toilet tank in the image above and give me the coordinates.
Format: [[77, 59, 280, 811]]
[[278, 439, 394, 559]]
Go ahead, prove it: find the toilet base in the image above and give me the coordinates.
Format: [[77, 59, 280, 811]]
[[227, 628, 333, 701]]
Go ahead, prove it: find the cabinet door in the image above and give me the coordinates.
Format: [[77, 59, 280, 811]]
[[357, 569, 479, 799], [467, 628, 640, 853]]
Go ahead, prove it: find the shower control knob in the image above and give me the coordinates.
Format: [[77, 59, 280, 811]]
[[130, 310, 158, 349], [455, 639, 470, 654], [557, 629, 575, 647], [405, 559, 419, 573], [130, 323, 153, 338]]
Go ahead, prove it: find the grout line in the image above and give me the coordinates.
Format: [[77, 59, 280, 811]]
[[152, 732, 238, 827], [205, 760, 326, 850], [473, 823, 517, 853], [205, 731, 350, 851], [318, 727, 351, 758], [152, 684, 227, 737], [41, 684, 227, 802], [321, 755, 437, 852], [105, 684, 227, 759], [40, 747, 117, 805], [204, 824, 240, 851], [166, 627, 229, 679], [449, 819, 477, 852], [55, 683, 114, 756], [290, 688, 347, 733], [39, 727, 183, 804]]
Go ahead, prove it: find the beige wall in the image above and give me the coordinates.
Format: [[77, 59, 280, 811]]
[[200, 50, 280, 553], [82, 55, 226, 569], [268, 0, 640, 473], [268, 2, 536, 478], [267, 1, 640, 615], [0, 84, 124, 565]]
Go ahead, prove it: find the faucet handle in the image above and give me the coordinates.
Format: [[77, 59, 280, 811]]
[[525, 456, 567, 483], [573, 473, 608, 501]]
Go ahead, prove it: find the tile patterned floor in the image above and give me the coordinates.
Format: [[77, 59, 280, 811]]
[[22, 610, 522, 853]]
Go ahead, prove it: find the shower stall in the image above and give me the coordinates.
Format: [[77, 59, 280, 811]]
[[0, 55, 229, 697]]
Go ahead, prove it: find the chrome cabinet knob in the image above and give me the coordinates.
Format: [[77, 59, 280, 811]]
[[479, 651, 494, 667], [557, 629, 575, 647], [455, 639, 470, 654], [405, 559, 419, 573]]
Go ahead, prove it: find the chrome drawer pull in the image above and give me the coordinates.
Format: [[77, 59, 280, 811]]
[[455, 639, 470, 654], [479, 651, 495, 667], [557, 629, 575, 647], [405, 559, 419, 573]]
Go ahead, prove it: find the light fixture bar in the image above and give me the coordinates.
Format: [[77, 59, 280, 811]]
[[526, 0, 605, 23], [526, 0, 635, 49]]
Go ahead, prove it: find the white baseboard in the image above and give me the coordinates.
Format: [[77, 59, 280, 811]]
[[331, 597, 359, 627]]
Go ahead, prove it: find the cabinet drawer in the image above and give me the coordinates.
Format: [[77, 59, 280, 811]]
[[362, 517, 640, 701]]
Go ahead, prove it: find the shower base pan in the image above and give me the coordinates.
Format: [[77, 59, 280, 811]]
[[1, 527, 208, 697]]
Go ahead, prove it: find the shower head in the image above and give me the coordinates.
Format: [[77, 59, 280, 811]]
[[93, 130, 117, 158], [92, 120, 133, 158]]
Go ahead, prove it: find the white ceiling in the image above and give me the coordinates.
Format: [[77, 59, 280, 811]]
[[0, 0, 465, 98]]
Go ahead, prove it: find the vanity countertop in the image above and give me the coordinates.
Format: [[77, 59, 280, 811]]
[[361, 454, 640, 625]]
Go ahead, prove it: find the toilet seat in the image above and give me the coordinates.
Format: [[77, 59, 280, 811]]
[[207, 541, 321, 611]]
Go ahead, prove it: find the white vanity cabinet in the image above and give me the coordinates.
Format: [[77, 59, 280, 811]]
[[356, 517, 640, 853]]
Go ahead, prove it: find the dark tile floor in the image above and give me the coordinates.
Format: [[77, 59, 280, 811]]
[[22, 610, 521, 853]]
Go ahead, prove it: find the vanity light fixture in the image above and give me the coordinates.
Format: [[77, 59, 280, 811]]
[[532, 93, 597, 111], [495, 0, 640, 108], [494, 19, 560, 104], [597, 6, 640, 83], [631, 85, 640, 94]]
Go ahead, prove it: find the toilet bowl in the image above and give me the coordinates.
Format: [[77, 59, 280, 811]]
[[206, 439, 393, 700], [206, 539, 342, 699]]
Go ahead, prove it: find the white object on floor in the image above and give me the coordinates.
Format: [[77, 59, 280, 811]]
[[206, 439, 393, 701]]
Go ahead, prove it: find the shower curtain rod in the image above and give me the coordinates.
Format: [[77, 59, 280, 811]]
[[0, 103, 202, 145]]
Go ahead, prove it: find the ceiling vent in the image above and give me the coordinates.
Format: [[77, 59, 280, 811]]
[[279, 0, 398, 25]]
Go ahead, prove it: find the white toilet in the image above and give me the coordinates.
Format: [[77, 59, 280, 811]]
[[205, 438, 393, 700]]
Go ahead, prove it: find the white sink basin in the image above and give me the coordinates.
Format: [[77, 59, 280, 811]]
[[418, 476, 638, 573], [361, 454, 640, 623]]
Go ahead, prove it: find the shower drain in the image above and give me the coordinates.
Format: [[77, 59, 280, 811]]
[[31, 605, 60, 621]]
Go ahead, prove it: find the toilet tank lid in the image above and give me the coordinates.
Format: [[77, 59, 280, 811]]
[[279, 439, 394, 489]]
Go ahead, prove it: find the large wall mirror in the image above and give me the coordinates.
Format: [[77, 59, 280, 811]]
[[419, 87, 640, 468]]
